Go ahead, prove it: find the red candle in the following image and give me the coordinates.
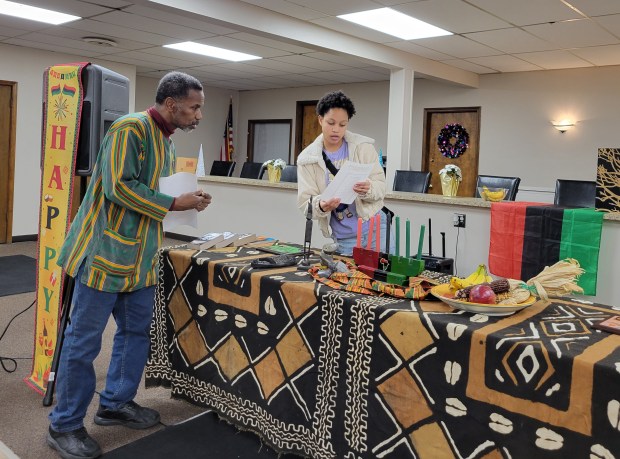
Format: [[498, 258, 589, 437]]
[[366, 215, 374, 250], [375, 214, 381, 252], [356, 217, 362, 248]]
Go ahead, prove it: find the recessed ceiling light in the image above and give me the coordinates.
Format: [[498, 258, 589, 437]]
[[0, 0, 80, 25], [82, 37, 117, 47], [164, 42, 261, 62], [338, 7, 452, 40]]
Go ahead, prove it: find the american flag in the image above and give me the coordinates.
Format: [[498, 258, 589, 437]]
[[220, 98, 234, 161]]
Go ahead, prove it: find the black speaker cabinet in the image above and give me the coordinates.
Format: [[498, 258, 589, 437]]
[[76, 64, 129, 176]]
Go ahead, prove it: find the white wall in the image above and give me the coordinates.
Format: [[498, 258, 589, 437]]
[[411, 66, 620, 189], [0, 43, 136, 236], [238, 81, 390, 164]]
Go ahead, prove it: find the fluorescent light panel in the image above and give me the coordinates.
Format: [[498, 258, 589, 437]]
[[338, 7, 452, 40], [0, 0, 80, 25], [164, 42, 261, 62]]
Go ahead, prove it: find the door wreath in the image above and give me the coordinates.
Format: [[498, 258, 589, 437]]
[[437, 123, 469, 158]]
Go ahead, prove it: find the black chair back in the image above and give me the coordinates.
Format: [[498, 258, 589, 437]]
[[475, 175, 521, 201], [210, 160, 235, 177], [393, 170, 432, 193], [554, 179, 596, 208], [239, 162, 265, 179], [280, 165, 297, 183]]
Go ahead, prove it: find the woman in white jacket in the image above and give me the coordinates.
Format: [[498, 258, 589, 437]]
[[297, 90, 388, 256]]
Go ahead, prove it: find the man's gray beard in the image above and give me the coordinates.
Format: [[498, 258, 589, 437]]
[[179, 125, 197, 133]]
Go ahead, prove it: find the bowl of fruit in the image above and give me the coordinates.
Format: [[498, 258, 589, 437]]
[[478, 186, 507, 202]]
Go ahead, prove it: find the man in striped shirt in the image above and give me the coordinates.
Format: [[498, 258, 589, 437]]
[[47, 71, 211, 459]]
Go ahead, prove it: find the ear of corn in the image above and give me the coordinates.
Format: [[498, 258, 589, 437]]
[[454, 278, 510, 299]]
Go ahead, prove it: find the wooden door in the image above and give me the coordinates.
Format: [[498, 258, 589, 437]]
[[0, 81, 16, 243], [294, 100, 320, 164], [422, 108, 481, 197]]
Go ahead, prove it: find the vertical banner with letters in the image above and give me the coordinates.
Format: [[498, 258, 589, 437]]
[[26, 62, 88, 394]]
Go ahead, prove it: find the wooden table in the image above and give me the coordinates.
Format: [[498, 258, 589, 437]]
[[146, 246, 620, 459]]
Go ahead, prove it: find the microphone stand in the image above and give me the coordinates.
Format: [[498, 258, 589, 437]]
[[297, 198, 314, 270]]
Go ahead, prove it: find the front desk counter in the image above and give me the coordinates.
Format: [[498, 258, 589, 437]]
[[146, 246, 620, 459]]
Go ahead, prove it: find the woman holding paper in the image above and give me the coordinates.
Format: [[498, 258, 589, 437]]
[[297, 90, 389, 256]]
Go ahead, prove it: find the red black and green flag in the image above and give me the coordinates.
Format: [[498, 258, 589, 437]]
[[489, 202, 603, 295]]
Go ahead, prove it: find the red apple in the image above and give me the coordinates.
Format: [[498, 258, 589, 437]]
[[468, 284, 497, 304]]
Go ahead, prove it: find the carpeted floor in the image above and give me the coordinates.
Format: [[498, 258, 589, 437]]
[[0, 255, 37, 297], [102, 411, 303, 459]]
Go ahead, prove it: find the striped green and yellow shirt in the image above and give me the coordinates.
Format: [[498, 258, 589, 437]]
[[57, 112, 176, 292]]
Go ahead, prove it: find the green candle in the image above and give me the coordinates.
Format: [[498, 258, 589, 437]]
[[395, 216, 400, 256], [406, 219, 410, 258], [417, 224, 426, 260]]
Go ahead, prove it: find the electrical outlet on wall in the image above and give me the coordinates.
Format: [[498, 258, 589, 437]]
[[453, 213, 466, 228]]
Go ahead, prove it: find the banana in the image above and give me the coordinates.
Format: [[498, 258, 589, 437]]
[[450, 264, 490, 290], [482, 186, 505, 202]]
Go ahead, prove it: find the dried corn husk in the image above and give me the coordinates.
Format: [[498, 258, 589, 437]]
[[499, 279, 532, 304], [526, 258, 584, 300]]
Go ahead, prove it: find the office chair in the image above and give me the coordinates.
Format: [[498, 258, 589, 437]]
[[554, 179, 596, 208], [475, 175, 521, 201], [393, 170, 432, 193], [280, 165, 297, 183], [209, 160, 236, 177], [239, 161, 266, 179]]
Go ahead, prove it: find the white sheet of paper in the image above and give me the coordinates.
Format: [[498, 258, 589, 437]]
[[321, 161, 373, 204], [159, 172, 198, 231]]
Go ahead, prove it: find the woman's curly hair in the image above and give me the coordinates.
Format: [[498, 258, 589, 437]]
[[316, 90, 356, 119]]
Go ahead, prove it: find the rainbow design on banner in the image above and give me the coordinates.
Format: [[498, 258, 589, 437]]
[[25, 62, 88, 394]]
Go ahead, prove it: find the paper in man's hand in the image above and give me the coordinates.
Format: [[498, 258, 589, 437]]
[[159, 172, 198, 231], [321, 161, 373, 204]]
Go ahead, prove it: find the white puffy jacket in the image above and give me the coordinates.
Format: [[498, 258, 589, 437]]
[[296, 131, 386, 239]]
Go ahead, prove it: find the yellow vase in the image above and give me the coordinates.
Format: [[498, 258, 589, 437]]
[[267, 165, 281, 183], [440, 175, 459, 197]]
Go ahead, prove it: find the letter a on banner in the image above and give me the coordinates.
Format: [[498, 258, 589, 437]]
[[25, 62, 88, 394]]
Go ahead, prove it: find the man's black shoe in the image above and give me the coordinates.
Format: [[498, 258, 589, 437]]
[[46, 426, 102, 459], [94, 401, 160, 429]]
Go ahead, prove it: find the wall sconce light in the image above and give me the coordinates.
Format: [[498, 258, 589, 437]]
[[552, 120, 575, 133]]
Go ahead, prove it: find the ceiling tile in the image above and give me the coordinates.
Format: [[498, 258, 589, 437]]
[[303, 51, 376, 67], [113, 49, 207, 68], [414, 35, 502, 58], [194, 36, 292, 59], [4, 37, 103, 57], [283, 0, 383, 16], [34, 25, 152, 51], [16, 0, 113, 17], [271, 54, 352, 71], [514, 50, 594, 69], [227, 32, 317, 54], [239, 0, 326, 21], [466, 54, 543, 72], [0, 15, 49, 32], [464, 28, 557, 53], [124, 5, 239, 35], [93, 11, 212, 41], [385, 40, 456, 60], [466, 0, 583, 26], [395, 0, 511, 33], [592, 13, 620, 35], [64, 19, 172, 45], [196, 62, 283, 77], [524, 19, 619, 48], [567, 0, 620, 17], [570, 44, 620, 65], [310, 16, 398, 43], [439, 58, 498, 74]]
